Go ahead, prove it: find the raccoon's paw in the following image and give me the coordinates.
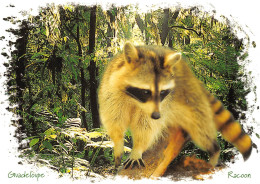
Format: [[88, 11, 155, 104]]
[[123, 158, 145, 169]]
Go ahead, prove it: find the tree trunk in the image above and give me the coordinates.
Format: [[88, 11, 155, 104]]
[[160, 8, 170, 45], [76, 8, 87, 130], [168, 10, 179, 48], [168, 30, 173, 48], [88, 6, 100, 128], [106, 7, 117, 56], [107, 7, 116, 41]]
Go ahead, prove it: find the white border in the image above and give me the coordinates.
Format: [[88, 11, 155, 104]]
[[1, 0, 259, 183]]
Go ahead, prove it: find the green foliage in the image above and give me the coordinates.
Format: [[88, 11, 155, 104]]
[[25, 126, 129, 176]]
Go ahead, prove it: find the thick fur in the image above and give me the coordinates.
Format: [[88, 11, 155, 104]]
[[98, 42, 252, 168]]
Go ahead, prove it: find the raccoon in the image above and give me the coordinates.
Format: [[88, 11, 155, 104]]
[[98, 42, 252, 171]]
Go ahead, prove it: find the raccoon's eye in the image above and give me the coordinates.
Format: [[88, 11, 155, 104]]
[[125, 87, 152, 103], [160, 89, 170, 101], [143, 90, 150, 94]]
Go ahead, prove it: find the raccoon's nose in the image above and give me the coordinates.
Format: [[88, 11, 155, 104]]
[[151, 112, 161, 119]]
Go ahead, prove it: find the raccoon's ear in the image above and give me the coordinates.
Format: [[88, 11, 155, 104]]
[[124, 42, 139, 64], [164, 52, 182, 72]]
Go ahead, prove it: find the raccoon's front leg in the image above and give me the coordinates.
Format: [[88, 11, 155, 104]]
[[106, 126, 126, 168], [113, 136, 125, 168], [123, 127, 156, 169]]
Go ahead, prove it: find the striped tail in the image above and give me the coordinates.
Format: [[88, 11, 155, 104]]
[[208, 93, 252, 161]]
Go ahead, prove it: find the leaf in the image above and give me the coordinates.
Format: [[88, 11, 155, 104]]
[[61, 92, 68, 102], [54, 27, 59, 34], [31, 52, 43, 59], [256, 133, 260, 139], [45, 26, 49, 37], [59, 142, 68, 151], [64, 5, 74, 12], [49, 134, 57, 139], [40, 27, 46, 35], [71, 138, 77, 143], [24, 136, 37, 140], [29, 138, 39, 147], [44, 127, 55, 136], [86, 132, 103, 139], [39, 144, 45, 152], [42, 140, 53, 151], [123, 146, 131, 153]]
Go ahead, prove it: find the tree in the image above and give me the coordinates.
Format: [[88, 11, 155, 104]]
[[88, 6, 100, 128]]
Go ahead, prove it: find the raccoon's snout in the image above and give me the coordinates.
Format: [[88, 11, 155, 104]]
[[151, 112, 161, 119]]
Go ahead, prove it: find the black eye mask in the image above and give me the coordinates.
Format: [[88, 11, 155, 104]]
[[160, 89, 171, 101], [125, 87, 152, 103], [125, 86, 171, 103]]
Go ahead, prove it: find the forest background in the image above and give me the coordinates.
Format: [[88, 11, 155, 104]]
[[1, 1, 259, 180]]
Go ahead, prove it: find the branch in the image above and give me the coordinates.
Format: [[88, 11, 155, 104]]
[[169, 25, 202, 37]]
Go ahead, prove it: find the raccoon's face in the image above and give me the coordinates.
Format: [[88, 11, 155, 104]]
[[122, 42, 182, 120]]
